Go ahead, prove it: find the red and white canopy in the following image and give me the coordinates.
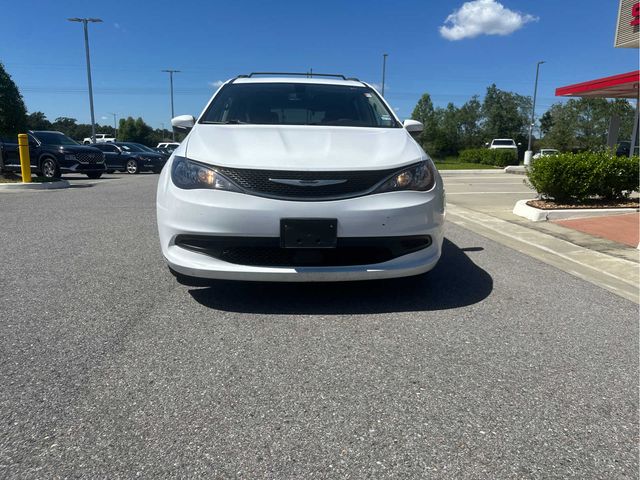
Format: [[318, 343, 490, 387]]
[[556, 70, 639, 99]]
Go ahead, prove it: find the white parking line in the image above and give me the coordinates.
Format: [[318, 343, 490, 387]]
[[444, 182, 525, 186], [447, 191, 532, 194]]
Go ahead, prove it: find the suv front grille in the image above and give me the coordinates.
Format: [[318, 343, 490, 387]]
[[76, 152, 104, 164], [214, 165, 404, 200]]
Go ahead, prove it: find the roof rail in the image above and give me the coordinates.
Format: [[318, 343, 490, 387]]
[[244, 72, 360, 81]]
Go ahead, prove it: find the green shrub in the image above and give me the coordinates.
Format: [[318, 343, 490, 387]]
[[458, 148, 518, 167], [526, 151, 639, 202]]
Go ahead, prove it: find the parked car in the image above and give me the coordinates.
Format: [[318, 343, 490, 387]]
[[157, 142, 180, 150], [157, 73, 445, 282], [615, 141, 640, 157], [486, 138, 520, 150], [94, 142, 167, 174], [532, 148, 559, 160], [83, 133, 116, 144], [152, 147, 172, 157], [0, 130, 106, 179]]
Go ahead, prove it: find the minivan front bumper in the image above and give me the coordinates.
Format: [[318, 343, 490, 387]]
[[156, 165, 445, 282]]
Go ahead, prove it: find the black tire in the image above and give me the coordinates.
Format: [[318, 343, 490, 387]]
[[106, 169, 114, 174], [125, 159, 139, 174], [86, 172, 103, 179], [40, 157, 60, 179]]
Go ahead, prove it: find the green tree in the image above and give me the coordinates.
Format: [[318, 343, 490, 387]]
[[26, 111, 51, 130], [539, 111, 554, 136], [411, 93, 437, 150], [118, 116, 155, 145], [457, 96, 483, 149], [540, 103, 576, 151], [481, 84, 531, 142], [118, 117, 136, 142], [51, 117, 79, 137], [541, 98, 635, 151], [0, 62, 28, 134]]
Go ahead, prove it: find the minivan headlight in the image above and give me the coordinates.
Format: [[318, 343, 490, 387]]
[[171, 156, 241, 192], [374, 161, 435, 193]]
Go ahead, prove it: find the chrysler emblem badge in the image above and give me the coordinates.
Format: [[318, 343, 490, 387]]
[[268, 178, 347, 187]]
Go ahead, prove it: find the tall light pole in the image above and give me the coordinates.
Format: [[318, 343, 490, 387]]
[[162, 69, 180, 141], [525, 60, 545, 166], [68, 17, 102, 144], [381, 53, 388, 97], [108, 112, 117, 139]]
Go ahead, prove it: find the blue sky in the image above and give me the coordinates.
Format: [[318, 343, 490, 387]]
[[1, 0, 637, 129]]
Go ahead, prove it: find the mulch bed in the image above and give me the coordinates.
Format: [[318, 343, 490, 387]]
[[527, 199, 640, 210]]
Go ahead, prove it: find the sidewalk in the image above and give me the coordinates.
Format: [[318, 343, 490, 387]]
[[440, 169, 639, 303], [553, 213, 639, 249]]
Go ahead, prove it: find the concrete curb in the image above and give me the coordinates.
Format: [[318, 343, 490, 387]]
[[503, 165, 527, 175], [0, 180, 70, 191], [513, 199, 639, 222]]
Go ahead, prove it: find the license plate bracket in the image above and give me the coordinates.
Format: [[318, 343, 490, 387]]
[[280, 219, 338, 249]]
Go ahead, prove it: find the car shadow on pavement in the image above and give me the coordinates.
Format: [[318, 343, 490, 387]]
[[188, 238, 493, 314]]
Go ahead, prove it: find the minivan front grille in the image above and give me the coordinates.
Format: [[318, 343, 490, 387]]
[[214, 165, 404, 200]]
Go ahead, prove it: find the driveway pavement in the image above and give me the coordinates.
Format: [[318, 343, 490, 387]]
[[0, 173, 638, 478]]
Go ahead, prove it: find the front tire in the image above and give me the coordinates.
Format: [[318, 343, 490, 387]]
[[126, 159, 139, 174], [41, 157, 60, 179], [86, 172, 103, 179]]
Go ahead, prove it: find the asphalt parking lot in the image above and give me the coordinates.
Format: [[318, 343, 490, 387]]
[[1, 173, 638, 478]]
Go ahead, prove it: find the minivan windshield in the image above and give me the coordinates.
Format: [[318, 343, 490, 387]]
[[492, 140, 515, 146], [201, 82, 400, 128]]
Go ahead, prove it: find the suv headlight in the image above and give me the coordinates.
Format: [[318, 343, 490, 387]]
[[374, 160, 436, 193], [171, 156, 241, 192]]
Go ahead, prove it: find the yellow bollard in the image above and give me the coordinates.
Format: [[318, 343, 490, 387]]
[[18, 134, 32, 183]]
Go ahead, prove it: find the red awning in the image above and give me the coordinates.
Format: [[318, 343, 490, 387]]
[[555, 70, 640, 99]]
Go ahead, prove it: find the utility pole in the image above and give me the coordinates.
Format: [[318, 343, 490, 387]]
[[109, 112, 117, 139], [381, 53, 388, 97], [162, 69, 180, 141], [68, 17, 102, 144], [525, 60, 545, 166]]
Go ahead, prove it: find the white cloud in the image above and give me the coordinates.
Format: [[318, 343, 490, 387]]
[[208, 80, 225, 88], [440, 0, 537, 41]]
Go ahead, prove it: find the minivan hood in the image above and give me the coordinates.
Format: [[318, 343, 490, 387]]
[[185, 125, 424, 171]]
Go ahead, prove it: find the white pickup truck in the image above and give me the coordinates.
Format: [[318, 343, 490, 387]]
[[83, 133, 116, 145], [487, 138, 519, 150]]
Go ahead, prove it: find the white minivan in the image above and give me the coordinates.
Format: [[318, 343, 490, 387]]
[[156, 73, 445, 282]]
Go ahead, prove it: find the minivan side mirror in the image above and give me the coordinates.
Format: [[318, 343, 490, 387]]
[[172, 115, 195, 133], [403, 119, 423, 139]]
